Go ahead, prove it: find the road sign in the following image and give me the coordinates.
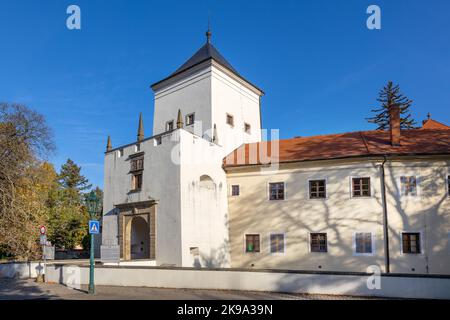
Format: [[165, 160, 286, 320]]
[[100, 245, 120, 263], [43, 246, 55, 260], [39, 235, 47, 245], [39, 225, 47, 235], [89, 220, 100, 234]]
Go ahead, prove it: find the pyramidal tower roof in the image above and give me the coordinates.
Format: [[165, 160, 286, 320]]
[[151, 30, 263, 94]]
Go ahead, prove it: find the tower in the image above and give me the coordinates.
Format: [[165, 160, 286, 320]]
[[151, 30, 264, 155]]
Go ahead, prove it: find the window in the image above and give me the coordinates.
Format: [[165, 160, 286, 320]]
[[245, 234, 260, 253], [269, 182, 285, 200], [118, 149, 124, 158], [354, 232, 373, 255], [135, 144, 140, 152], [310, 233, 327, 252], [231, 185, 240, 196], [448, 176, 450, 196], [154, 137, 162, 146], [352, 177, 371, 197], [401, 176, 417, 196], [132, 173, 143, 191], [309, 180, 326, 199], [130, 157, 144, 172], [166, 120, 174, 131], [270, 234, 285, 254], [186, 113, 195, 126], [402, 232, 421, 254], [244, 123, 251, 134], [226, 114, 234, 127]]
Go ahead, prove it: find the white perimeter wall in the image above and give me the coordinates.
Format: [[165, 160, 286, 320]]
[[45, 264, 450, 300]]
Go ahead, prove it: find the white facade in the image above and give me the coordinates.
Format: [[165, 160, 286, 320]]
[[102, 38, 263, 268]]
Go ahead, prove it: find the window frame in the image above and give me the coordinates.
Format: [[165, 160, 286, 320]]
[[352, 231, 376, 256], [130, 157, 144, 172], [399, 176, 419, 197], [400, 231, 423, 255], [268, 182, 286, 201], [117, 149, 124, 158], [154, 137, 162, 146], [166, 120, 174, 131], [350, 176, 372, 198], [244, 234, 260, 253], [226, 113, 234, 127], [131, 173, 143, 192], [231, 184, 240, 197], [269, 232, 286, 255], [309, 232, 328, 253], [186, 113, 195, 126], [308, 179, 327, 199]]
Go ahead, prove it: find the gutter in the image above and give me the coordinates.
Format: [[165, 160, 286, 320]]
[[380, 155, 390, 273]]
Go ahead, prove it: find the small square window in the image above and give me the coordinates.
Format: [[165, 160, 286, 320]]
[[231, 185, 240, 196], [118, 149, 124, 158], [132, 173, 143, 191], [166, 120, 174, 131], [354, 232, 373, 254], [135, 144, 141, 152], [186, 113, 195, 126], [269, 182, 285, 200], [244, 123, 251, 134], [352, 177, 371, 197], [245, 234, 260, 253], [226, 114, 234, 127], [401, 176, 417, 196], [270, 234, 285, 254], [402, 232, 421, 254], [154, 137, 162, 146], [310, 233, 327, 252], [309, 180, 326, 199]]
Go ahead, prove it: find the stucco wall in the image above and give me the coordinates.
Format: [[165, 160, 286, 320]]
[[226, 157, 450, 275], [103, 131, 183, 266], [45, 264, 450, 299]]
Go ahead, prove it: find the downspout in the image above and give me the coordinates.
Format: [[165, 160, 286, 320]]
[[380, 155, 390, 273]]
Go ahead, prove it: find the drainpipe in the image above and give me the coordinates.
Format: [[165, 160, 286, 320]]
[[380, 155, 390, 273]]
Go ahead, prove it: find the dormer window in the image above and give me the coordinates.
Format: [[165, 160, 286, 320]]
[[186, 113, 195, 126], [166, 120, 174, 131], [226, 114, 234, 127], [244, 123, 251, 134]]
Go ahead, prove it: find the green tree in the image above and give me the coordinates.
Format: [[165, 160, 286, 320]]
[[47, 159, 92, 250], [367, 81, 417, 130]]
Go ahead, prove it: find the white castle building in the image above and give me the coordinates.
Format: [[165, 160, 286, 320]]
[[102, 30, 263, 267], [103, 31, 450, 275]]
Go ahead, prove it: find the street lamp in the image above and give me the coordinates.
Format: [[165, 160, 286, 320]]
[[85, 190, 100, 295]]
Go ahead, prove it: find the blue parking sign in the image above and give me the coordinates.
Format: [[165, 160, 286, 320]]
[[89, 220, 100, 234]]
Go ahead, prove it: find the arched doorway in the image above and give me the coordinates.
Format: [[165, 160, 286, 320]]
[[130, 216, 150, 260]]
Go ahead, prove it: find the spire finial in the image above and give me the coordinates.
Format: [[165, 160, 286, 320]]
[[427, 112, 431, 120], [106, 135, 112, 152], [137, 112, 144, 142], [177, 109, 184, 129], [206, 14, 212, 43]]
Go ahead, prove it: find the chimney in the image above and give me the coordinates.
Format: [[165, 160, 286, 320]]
[[389, 105, 401, 146]]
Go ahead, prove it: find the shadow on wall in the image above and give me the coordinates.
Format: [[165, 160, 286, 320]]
[[228, 149, 449, 280]]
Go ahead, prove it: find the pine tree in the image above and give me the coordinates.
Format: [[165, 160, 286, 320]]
[[367, 81, 417, 130]]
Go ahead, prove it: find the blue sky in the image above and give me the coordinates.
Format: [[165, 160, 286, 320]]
[[1, 0, 450, 189]]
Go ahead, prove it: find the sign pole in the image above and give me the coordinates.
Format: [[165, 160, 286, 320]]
[[88, 232, 95, 294]]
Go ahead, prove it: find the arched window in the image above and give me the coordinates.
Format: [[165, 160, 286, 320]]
[[199, 175, 215, 189]]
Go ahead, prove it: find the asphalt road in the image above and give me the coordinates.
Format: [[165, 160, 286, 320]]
[[0, 278, 379, 300]]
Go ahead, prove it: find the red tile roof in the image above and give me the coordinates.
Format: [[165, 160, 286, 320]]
[[421, 119, 450, 130], [224, 128, 450, 168]]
